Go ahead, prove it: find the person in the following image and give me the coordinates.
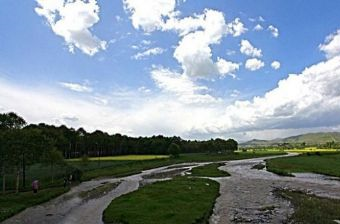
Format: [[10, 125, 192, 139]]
[[68, 174, 73, 185], [63, 176, 68, 188], [32, 180, 39, 193]]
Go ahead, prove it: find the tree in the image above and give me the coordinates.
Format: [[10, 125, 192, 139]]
[[168, 143, 181, 158], [43, 148, 64, 183], [0, 112, 26, 130], [226, 139, 238, 152], [0, 112, 26, 193]]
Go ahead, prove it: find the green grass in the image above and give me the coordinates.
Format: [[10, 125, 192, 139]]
[[0, 187, 68, 222], [103, 177, 219, 224], [190, 163, 230, 177], [78, 152, 285, 181], [278, 190, 340, 224], [68, 155, 169, 162], [266, 152, 340, 177], [0, 152, 285, 191]]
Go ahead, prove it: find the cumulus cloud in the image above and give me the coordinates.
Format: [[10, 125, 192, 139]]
[[226, 18, 248, 37], [133, 47, 165, 60], [162, 13, 206, 36], [197, 55, 340, 135], [253, 24, 263, 31], [240, 40, 262, 57], [151, 67, 220, 104], [59, 82, 93, 93], [216, 58, 240, 78], [172, 10, 244, 79], [245, 58, 265, 71], [271, 61, 281, 70], [124, 4, 246, 79], [319, 29, 340, 59], [35, 0, 107, 56], [123, 0, 176, 32], [268, 25, 279, 38]]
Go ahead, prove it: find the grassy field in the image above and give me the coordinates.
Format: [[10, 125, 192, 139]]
[[266, 152, 340, 177], [77, 152, 285, 181], [278, 190, 340, 224], [285, 147, 338, 153], [103, 177, 219, 224], [190, 163, 230, 177], [238, 147, 338, 154], [0, 187, 68, 222], [67, 155, 169, 162]]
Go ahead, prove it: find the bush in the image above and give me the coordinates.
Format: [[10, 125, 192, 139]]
[[168, 143, 181, 158]]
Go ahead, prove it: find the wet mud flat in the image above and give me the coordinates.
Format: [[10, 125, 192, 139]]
[[209, 154, 340, 224]]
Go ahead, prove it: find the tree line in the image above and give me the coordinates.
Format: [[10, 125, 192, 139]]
[[0, 112, 238, 193]]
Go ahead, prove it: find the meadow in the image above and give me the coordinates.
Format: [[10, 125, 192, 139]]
[[103, 177, 220, 224], [190, 163, 230, 177], [266, 152, 340, 177], [67, 154, 169, 162], [278, 190, 340, 224]]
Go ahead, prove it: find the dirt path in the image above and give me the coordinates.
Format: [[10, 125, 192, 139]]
[[209, 154, 340, 224], [2, 163, 199, 224]]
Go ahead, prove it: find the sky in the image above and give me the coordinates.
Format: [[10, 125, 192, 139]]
[[1, 0, 340, 141]]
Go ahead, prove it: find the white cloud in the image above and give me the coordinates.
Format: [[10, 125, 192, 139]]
[[172, 10, 244, 79], [162, 13, 205, 36], [259, 16, 265, 22], [59, 82, 93, 93], [319, 30, 340, 59], [271, 61, 281, 70], [133, 47, 165, 60], [253, 24, 263, 31], [240, 40, 262, 57], [216, 58, 240, 78], [201, 55, 340, 135], [115, 15, 123, 22], [230, 90, 240, 98], [35, 0, 107, 56], [124, 5, 246, 79], [123, 0, 176, 32], [245, 58, 265, 71], [1, 54, 340, 140], [151, 67, 220, 104], [250, 16, 265, 23], [226, 18, 248, 37], [268, 25, 279, 38], [226, 49, 236, 56], [141, 40, 152, 45], [138, 86, 151, 94]]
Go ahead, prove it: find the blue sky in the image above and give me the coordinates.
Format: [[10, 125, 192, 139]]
[[1, 0, 340, 141]]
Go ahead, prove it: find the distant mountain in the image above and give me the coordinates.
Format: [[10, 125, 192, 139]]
[[240, 132, 340, 147]]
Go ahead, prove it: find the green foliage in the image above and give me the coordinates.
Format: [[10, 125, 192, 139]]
[[0, 112, 26, 130], [168, 143, 181, 158], [278, 190, 340, 224], [103, 177, 219, 224], [190, 163, 230, 177], [266, 152, 340, 177]]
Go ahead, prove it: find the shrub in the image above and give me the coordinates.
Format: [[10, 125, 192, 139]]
[[168, 143, 181, 158]]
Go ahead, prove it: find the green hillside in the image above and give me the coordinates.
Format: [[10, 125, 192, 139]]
[[241, 132, 340, 147]]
